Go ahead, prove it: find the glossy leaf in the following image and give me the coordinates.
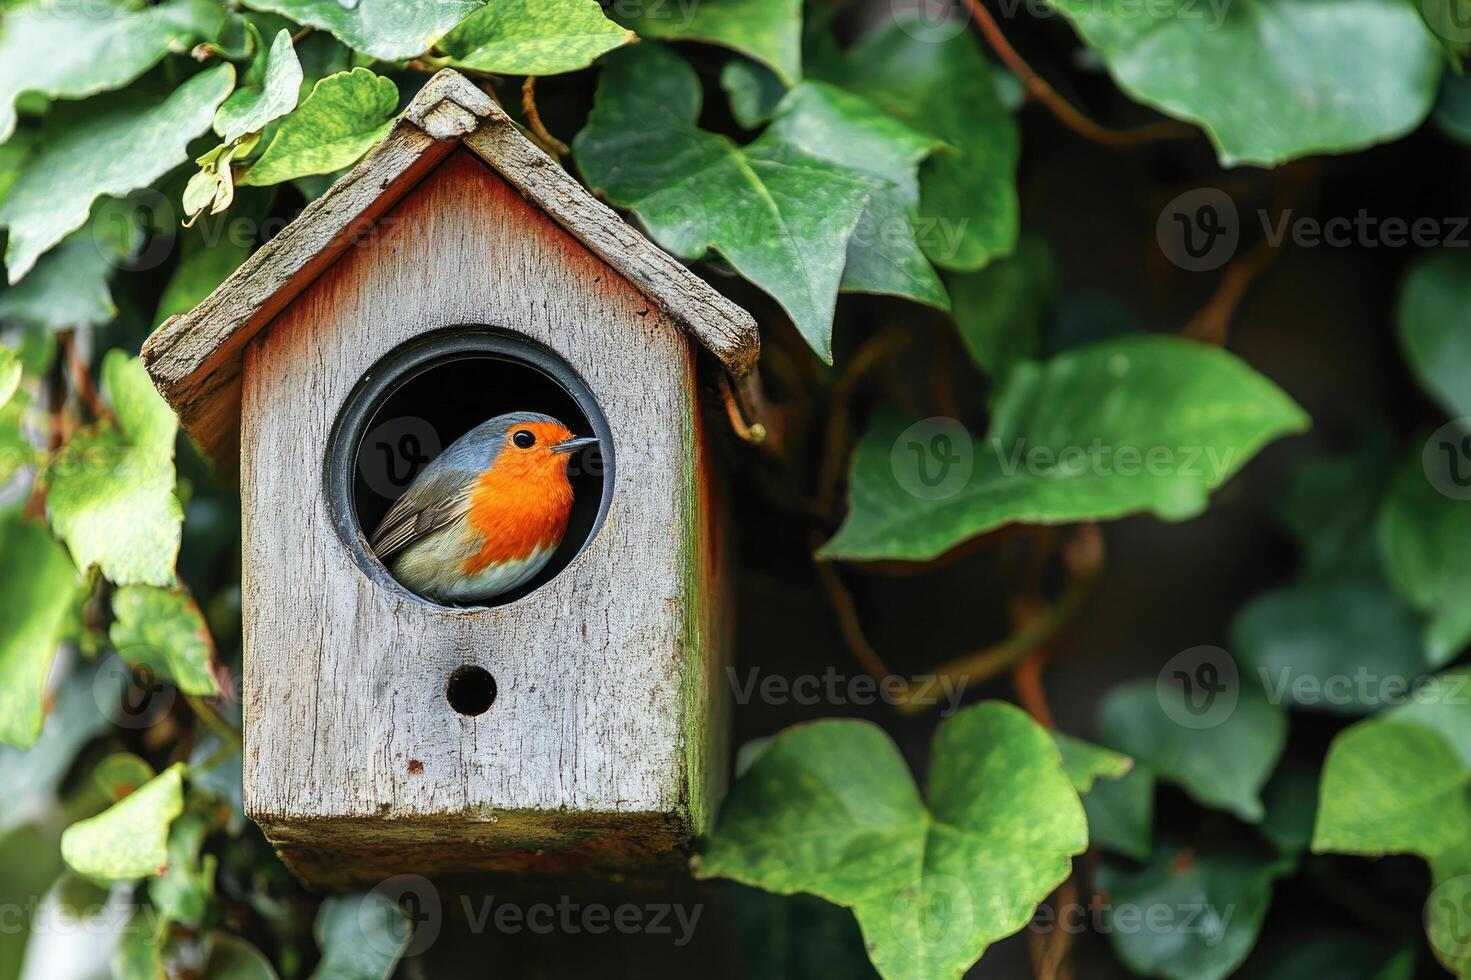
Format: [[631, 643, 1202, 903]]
[[214, 28, 302, 145], [204, 933, 280, 979], [575, 44, 873, 361], [1042, 0, 1442, 166], [697, 703, 1086, 980], [47, 351, 183, 587], [1398, 249, 1471, 420], [0, 511, 83, 747], [110, 586, 220, 697], [615, 0, 802, 83], [61, 764, 186, 881], [1096, 845, 1290, 980], [439, 0, 634, 75], [1082, 766, 1154, 861], [239, 0, 481, 60], [149, 811, 216, 927], [0, 0, 223, 143], [811, 16, 1017, 272], [949, 234, 1056, 379], [1098, 679, 1286, 823], [821, 337, 1309, 561], [1378, 458, 1471, 665], [1, 63, 234, 283], [95, 753, 157, 803], [722, 57, 786, 128], [1053, 731, 1132, 793], [239, 69, 396, 187], [310, 894, 411, 980]]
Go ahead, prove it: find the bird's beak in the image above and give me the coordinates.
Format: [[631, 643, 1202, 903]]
[[551, 435, 600, 455]]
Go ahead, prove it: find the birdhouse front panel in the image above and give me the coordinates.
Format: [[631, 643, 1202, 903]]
[[236, 149, 727, 885]]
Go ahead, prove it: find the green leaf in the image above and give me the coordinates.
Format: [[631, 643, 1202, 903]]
[[1313, 683, 1471, 976], [310, 894, 411, 980], [95, 753, 157, 802], [61, 763, 186, 881], [1435, 72, 1471, 145], [1052, 731, 1132, 793], [696, 702, 1086, 980], [722, 57, 787, 129], [214, 28, 302, 145], [615, 0, 802, 83], [1081, 765, 1154, 861], [149, 811, 216, 927], [154, 188, 273, 326], [0, 0, 224, 143], [949, 234, 1056, 379], [0, 347, 17, 410], [1096, 845, 1290, 980], [1233, 578, 1429, 714], [0, 215, 132, 330], [439, 0, 634, 75], [1378, 457, 1471, 665], [1257, 937, 1415, 980], [2, 64, 234, 283], [239, 68, 397, 187], [239, 0, 482, 60], [763, 81, 948, 310], [1041, 0, 1441, 166], [1099, 679, 1286, 822], [1398, 249, 1471, 420], [575, 44, 873, 361], [812, 16, 1018, 271], [112, 906, 168, 980], [821, 336, 1309, 561], [47, 351, 183, 587], [110, 586, 219, 696], [204, 933, 280, 980], [0, 128, 33, 208], [1258, 765, 1318, 857], [0, 510, 83, 747], [1277, 440, 1395, 577]]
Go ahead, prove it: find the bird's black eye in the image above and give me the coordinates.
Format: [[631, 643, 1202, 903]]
[[512, 429, 536, 449]]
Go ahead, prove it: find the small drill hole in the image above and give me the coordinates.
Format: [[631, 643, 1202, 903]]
[[447, 666, 496, 716]]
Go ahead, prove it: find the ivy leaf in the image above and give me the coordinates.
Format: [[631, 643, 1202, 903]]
[[239, 0, 482, 60], [575, 44, 873, 361], [615, 0, 802, 83], [149, 811, 216, 928], [204, 933, 280, 980], [1082, 765, 1154, 861], [1378, 458, 1471, 665], [439, 0, 634, 75], [0, 673, 111, 832], [1042, 0, 1441, 166], [61, 763, 186, 881], [110, 586, 220, 697], [0, 214, 134, 330], [1052, 731, 1132, 793], [1, 63, 234, 283], [763, 81, 948, 310], [0, 0, 224, 143], [95, 753, 157, 802], [309, 894, 411, 980], [0, 129, 33, 208], [239, 69, 397, 187], [47, 351, 183, 587], [1096, 845, 1290, 980], [1099, 679, 1286, 823], [1258, 765, 1319, 857], [113, 907, 167, 980], [821, 337, 1309, 561], [214, 28, 302, 145], [1313, 678, 1471, 976], [183, 132, 261, 226], [1398, 249, 1471, 420], [1277, 441, 1395, 577], [696, 702, 1086, 980], [0, 510, 83, 747], [949, 234, 1056, 380], [812, 16, 1018, 272], [722, 57, 787, 129], [1233, 578, 1428, 714]]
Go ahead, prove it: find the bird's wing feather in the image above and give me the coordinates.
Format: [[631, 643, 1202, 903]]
[[368, 465, 477, 561]]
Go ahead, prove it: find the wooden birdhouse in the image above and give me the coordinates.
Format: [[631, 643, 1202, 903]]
[[142, 71, 758, 887]]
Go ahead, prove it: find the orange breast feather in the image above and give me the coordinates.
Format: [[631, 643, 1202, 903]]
[[463, 441, 574, 575]]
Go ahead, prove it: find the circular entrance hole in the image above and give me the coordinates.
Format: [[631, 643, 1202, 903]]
[[446, 665, 496, 716], [326, 328, 614, 607]]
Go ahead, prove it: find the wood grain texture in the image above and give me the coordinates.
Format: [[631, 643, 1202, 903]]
[[241, 151, 727, 887], [145, 69, 758, 476]]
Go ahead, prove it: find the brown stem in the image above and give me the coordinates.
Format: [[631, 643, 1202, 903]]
[[1180, 240, 1276, 345], [60, 330, 111, 423], [815, 331, 906, 517], [718, 372, 767, 444], [962, 0, 1194, 149], [813, 547, 900, 685], [521, 77, 570, 160]]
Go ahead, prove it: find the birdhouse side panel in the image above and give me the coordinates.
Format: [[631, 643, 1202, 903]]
[[238, 150, 720, 874]]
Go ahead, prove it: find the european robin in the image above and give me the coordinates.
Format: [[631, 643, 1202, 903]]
[[369, 411, 599, 603]]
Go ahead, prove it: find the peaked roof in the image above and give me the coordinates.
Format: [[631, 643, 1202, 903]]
[[142, 69, 759, 471]]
